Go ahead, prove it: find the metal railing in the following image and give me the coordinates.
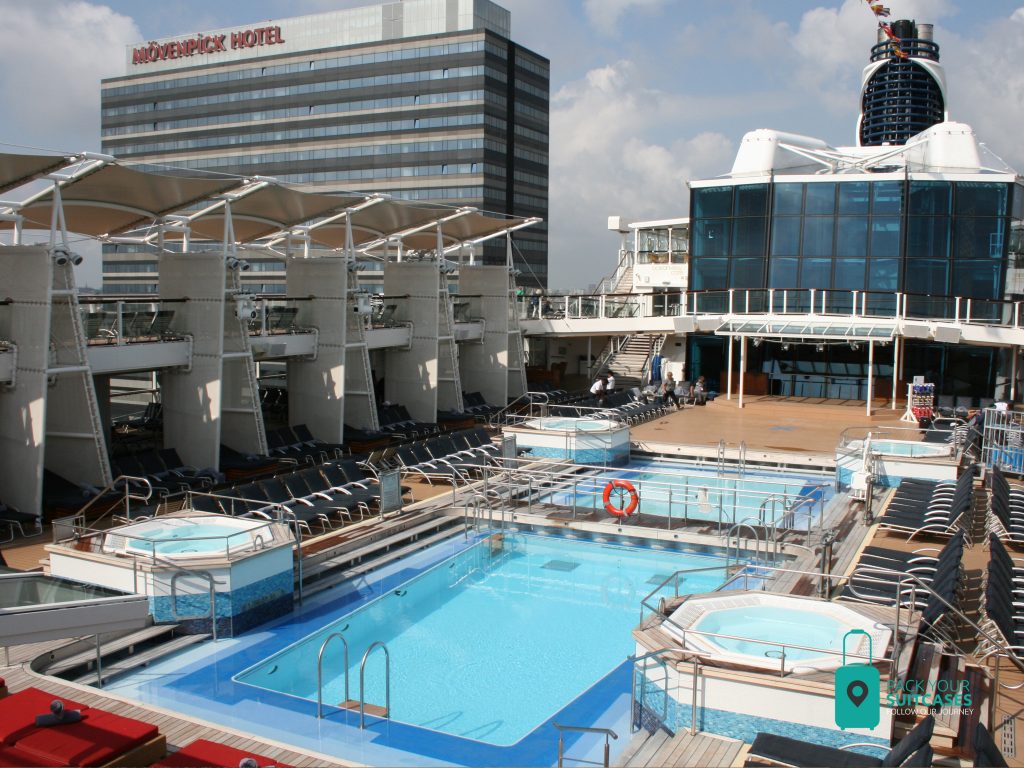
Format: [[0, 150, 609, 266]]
[[316, 632, 350, 719], [359, 640, 391, 729], [553, 723, 618, 768]]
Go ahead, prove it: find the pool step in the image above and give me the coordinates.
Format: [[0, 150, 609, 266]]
[[338, 700, 388, 718], [69, 633, 210, 686], [41, 623, 179, 677], [302, 522, 463, 597]]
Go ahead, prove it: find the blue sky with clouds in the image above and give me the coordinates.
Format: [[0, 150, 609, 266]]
[[0, 0, 1022, 287]]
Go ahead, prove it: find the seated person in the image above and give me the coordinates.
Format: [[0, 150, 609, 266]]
[[660, 372, 680, 409], [690, 375, 707, 405]]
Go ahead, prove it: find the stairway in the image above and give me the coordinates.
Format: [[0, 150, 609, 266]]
[[612, 266, 634, 294], [598, 334, 661, 390]]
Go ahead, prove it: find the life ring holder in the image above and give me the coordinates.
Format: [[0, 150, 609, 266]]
[[603, 479, 639, 518]]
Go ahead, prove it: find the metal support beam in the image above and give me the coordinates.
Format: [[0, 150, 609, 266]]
[[891, 336, 899, 410], [738, 336, 746, 409], [866, 340, 874, 417], [727, 334, 734, 401]]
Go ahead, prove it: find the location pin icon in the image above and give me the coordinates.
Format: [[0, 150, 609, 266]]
[[847, 680, 869, 707]]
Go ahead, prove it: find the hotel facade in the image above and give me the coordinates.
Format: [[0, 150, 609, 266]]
[[99, 0, 549, 292]]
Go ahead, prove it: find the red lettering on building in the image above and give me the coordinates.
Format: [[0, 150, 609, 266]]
[[132, 25, 284, 65]]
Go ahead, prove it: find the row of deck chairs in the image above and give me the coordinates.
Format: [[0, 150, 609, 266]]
[[115, 402, 163, 434], [260, 387, 288, 418], [987, 465, 1024, 544], [875, 468, 974, 539], [462, 391, 500, 417], [550, 390, 669, 425], [83, 310, 176, 343], [842, 531, 965, 625], [982, 533, 1024, 652], [378, 404, 441, 438], [197, 459, 400, 535], [109, 449, 224, 498], [266, 424, 345, 464], [388, 428, 502, 486]]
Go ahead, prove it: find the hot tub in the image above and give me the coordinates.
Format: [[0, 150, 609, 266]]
[[103, 516, 267, 559], [505, 416, 630, 465], [663, 592, 891, 673]]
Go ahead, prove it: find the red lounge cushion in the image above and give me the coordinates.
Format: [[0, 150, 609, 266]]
[[0, 746, 39, 768], [152, 739, 295, 768], [0, 688, 89, 745], [14, 709, 158, 768]]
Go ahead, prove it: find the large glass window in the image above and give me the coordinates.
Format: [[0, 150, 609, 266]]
[[909, 181, 951, 215], [692, 258, 728, 290], [774, 184, 803, 215], [733, 218, 765, 257], [834, 259, 866, 291], [956, 182, 1008, 217], [904, 258, 949, 295], [838, 182, 870, 214], [907, 216, 950, 259], [692, 219, 730, 257], [870, 217, 901, 258], [804, 183, 836, 215], [800, 258, 832, 288], [955, 217, 1005, 259], [770, 217, 800, 257], [692, 187, 732, 219], [871, 181, 903, 214], [802, 218, 834, 258], [769, 257, 798, 288], [836, 217, 868, 258], [735, 184, 768, 216]]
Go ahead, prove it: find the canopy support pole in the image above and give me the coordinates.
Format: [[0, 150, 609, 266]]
[[891, 336, 899, 409], [739, 337, 746, 409], [866, 340, 874, 417], [1012, 345, 1018, 402], [727, 334, 734, 401]]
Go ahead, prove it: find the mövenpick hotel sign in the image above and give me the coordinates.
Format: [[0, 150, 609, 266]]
[[132, 26, 285, 65]]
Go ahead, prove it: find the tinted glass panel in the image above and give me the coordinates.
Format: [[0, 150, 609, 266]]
[[836, 216, 868, 257], [955, 182, 1008, 217], [769, 257, 798, 288], [1014, 183, 1024, 220], [868, 258, 899, 291], [692, 258, 728, 290], [955, 217, 1005, 259], [693, 187, 733, 218], [774, 184, 803, 215], [800, 258, 832, 288], [735, 184, 768, 216], [692, 219, 730, 257], [838, 182, 870, 214], [904, 258, 949, 295], [870, 217, 901, 258], [871, 181, 903, 215], [771, 217, 800, 257], [733, 217, 766, 257], [834, 258, 866, 291], [952, 259, 1001, 299], [906, 216, 950, 259], [909, 181, 951, 215], [731, 257, 765, 288], [802, 218, 834, 258], [804, 183, 836, 215]]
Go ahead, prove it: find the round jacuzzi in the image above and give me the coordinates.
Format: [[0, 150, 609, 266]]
[[663, 592, 891, 673], [525, 417, 620, 432], [103, 515, 268, 559]]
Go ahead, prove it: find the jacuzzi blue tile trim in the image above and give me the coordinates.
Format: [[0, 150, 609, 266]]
[[636, 674, 888, 754], [151, 571, 293, 637]]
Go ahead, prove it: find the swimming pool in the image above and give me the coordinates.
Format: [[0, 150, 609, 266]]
[[105, 531, 734, 764], [544, 459, 831, 529], [524, 417, 620, 432], [235, 533, 729, 746]]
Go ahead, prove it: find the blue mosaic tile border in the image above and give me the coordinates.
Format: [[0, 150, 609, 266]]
[[635, 672, 888, 754], [151, 570, 293, 637]]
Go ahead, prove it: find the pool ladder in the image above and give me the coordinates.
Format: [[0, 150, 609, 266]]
[[316, 635, 391, 728]]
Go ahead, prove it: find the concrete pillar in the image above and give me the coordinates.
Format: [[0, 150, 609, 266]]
[[0, 247, 51, 516], [286, 257, 348, 442], [383, 262, 465, 422], [344, 298, 380, 433], [158, 252, 225, 471], [458, 265, 514, 407]]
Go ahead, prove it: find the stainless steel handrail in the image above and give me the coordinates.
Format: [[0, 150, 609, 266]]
[[316, 632, 350, 719], [552, 723, 618, 768], [358, 640, 390, 729]]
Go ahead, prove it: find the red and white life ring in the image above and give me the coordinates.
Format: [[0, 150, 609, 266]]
[[603, 479, 639, 517]]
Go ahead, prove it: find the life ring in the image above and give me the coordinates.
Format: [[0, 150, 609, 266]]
[[603, 479, 639, 517]]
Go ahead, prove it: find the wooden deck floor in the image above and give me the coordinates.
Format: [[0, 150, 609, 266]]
[[0, 641, 353, 767]]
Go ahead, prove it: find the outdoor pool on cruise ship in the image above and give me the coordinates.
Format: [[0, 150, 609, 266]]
[[105, 531, 734, 764], [543, 458, 832, 529]]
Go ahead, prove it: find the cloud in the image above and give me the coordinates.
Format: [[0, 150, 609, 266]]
[[0, 1, 141, 153], [546, 60, 733, 288], [582, 0, 668, 36]]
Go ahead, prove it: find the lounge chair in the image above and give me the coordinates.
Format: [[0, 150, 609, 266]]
[[746, 715, 933, 767], [152, 738, 296, 768]]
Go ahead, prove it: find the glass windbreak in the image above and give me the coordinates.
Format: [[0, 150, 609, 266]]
[[0, 574, 128, 610]]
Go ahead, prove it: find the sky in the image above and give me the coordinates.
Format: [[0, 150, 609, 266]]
[[0, 0, 1022, 289]]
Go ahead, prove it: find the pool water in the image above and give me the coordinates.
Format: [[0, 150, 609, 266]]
[[692, 606, 845, 661], [236, 534, 729, 746], [545, 459, 831, 528], [528, 417, 618, 431], [867, 440, 950, 458], [123, 522, 248, 555]]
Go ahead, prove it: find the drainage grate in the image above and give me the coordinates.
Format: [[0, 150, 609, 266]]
[[1002, 714, 1016, 758], [543, 560, 580, 572]]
